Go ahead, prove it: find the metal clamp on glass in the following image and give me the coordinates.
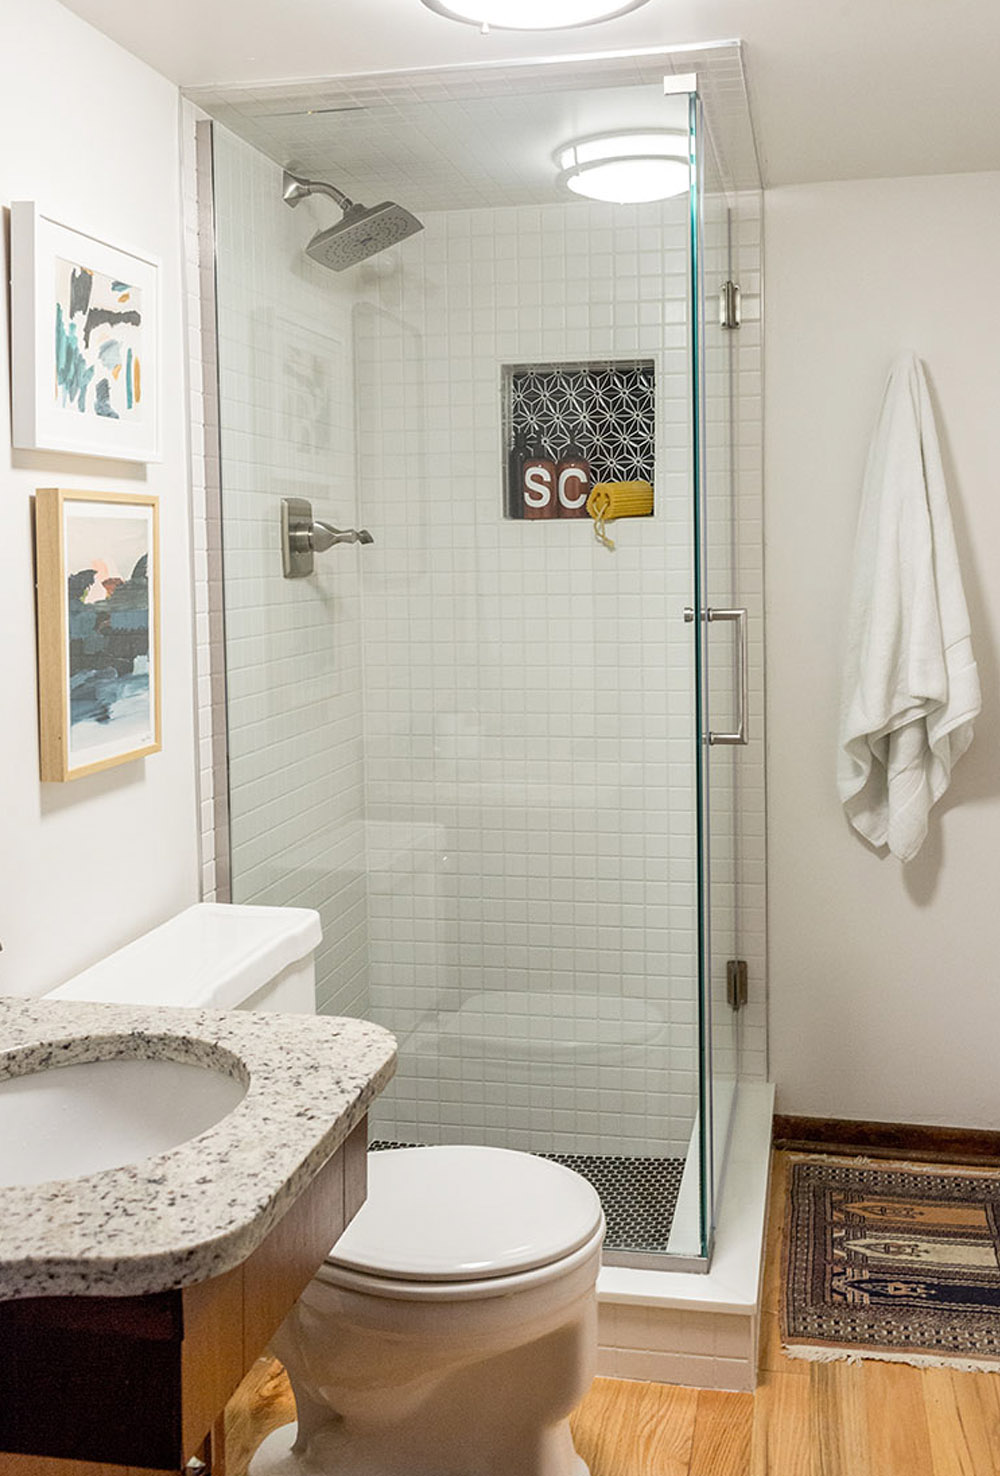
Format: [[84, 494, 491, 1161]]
[[684, 606, 749, 745]]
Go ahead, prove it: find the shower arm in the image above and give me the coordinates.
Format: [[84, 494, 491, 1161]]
[[283, 171, 355, 215]]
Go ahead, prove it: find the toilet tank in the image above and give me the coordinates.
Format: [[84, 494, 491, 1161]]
[[47, 904, 322, 1014]]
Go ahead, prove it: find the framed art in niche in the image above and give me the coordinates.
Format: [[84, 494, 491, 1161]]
[[11, 203, 161, 461], [35, 489, 161, 782]]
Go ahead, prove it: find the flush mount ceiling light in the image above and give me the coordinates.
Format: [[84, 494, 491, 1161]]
[[420, 0, 651, 30], [556, 132, 690, 204]]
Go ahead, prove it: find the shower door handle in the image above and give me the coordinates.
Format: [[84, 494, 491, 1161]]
[[684, 606, 749, 746]]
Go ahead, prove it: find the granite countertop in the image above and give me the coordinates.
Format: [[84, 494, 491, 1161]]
[[0, 996, 396, 1301]]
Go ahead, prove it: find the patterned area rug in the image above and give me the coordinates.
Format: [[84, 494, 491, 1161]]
[[782, 1157, 1000, 1370]]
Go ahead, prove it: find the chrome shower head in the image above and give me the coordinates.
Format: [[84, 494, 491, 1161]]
[[306, 201, 424, 271], [282, 169, 423, 272]]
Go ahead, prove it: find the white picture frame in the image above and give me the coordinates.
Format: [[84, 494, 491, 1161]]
[[11, 203, 161, 462]]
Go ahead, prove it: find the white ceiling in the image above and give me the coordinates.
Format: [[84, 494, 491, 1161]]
[[214, 83, 693, 215], [189, 52, 748, 215], [59, 0, 1000, 188]]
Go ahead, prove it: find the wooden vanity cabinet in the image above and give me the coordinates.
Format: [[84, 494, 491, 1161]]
[[0, 1122, 367, 1475]]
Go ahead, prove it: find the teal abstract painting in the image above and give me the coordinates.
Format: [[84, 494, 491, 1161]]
[[55, 258, 143, 425], [65, 505, 153, 764], [36, 490, 161, 783]]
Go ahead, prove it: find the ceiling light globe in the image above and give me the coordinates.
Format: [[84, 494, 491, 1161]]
[[564, 158, 690, 203], [555, 134, 690, 204], [420, 0, 651, 30]]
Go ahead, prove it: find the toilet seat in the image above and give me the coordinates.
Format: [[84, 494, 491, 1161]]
[[321, 1146, 604, 1298], [317, 1219, 605, 1301]]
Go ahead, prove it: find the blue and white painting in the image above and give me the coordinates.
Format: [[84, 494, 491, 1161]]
[[65, 503, 155, 768], [55, 257, 143, 423]]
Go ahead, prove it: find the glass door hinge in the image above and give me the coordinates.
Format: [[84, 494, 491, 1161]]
[[726, 959, 748, 1010], [720, 281, 741, 330]]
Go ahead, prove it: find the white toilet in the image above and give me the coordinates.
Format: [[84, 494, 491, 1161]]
[[50, 904, 605, 1476]]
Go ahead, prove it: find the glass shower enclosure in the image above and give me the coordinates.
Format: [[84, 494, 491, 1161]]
[[199, 47, 758, 1268]]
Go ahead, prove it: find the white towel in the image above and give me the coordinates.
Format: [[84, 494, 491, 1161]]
[[837, 353, 981, 862]]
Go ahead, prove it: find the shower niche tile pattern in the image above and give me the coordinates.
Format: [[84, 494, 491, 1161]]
[[504, 360, 656, 520]]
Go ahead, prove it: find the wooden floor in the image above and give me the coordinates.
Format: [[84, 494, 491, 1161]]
[[224, 1150, 1000, 1476]]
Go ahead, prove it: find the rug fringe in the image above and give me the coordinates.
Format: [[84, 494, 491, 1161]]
[[782, 1343, 1000, 1374], [787, 1151, 1000, 1178]]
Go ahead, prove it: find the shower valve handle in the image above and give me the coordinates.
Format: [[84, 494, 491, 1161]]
[[309, 520, 374, 552], [281, 497, 373, 578]]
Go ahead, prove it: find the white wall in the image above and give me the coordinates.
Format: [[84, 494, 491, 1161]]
[[765, 172, 1000, 1129], [0, 0, 199, 996]]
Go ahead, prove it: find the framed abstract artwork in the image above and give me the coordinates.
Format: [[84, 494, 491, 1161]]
[[11, 204, 161, 461], [35, 489, 161, 782]]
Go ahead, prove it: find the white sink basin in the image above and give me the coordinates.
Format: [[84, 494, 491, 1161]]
[[0, 1056, 247, 1187]]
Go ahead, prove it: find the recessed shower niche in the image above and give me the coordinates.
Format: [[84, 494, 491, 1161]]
[[503, 359, 656, 520]]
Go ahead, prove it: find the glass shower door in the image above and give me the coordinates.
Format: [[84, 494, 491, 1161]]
[[690, 92, 743, 1252]]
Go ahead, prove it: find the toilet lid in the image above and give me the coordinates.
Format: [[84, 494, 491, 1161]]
[[327, 1146, 604, 1282]]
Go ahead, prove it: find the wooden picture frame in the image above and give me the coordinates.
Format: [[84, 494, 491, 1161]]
[[11, 203, 161, 462], [35, 489, 161, 782]]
